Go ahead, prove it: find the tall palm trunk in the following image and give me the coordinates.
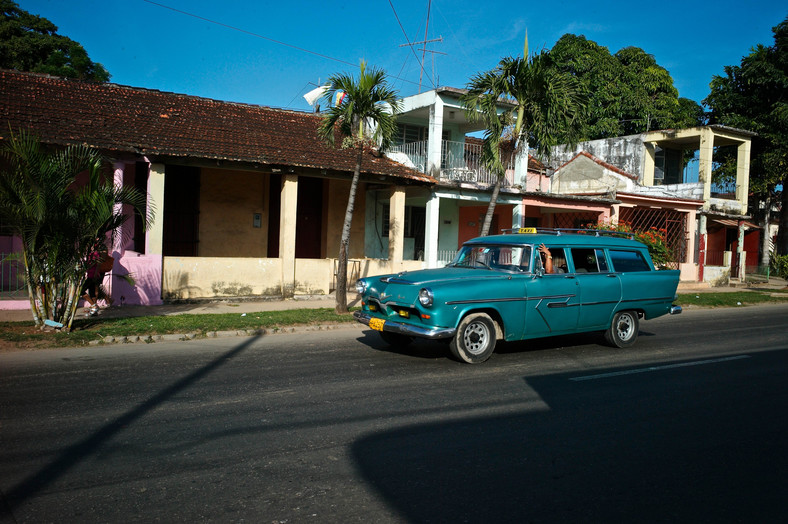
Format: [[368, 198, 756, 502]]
[[479, 176, 502, 236], [336, 143, 363, 313]]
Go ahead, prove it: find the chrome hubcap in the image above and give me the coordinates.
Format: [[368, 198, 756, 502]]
[[463, 321, 490, 355]]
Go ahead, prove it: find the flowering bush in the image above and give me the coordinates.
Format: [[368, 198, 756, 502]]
[[584, 221, 672, 268]]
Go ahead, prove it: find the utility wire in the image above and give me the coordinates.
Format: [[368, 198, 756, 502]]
[[142, 0, 423, 88]]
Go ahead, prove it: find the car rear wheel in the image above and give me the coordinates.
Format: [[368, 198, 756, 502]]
[[604, 310, 639, 348], [380, 331, 413, 348], [449, 313, 497, 364]]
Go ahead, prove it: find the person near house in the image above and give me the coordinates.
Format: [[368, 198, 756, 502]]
[[81, 247, 113, 316]]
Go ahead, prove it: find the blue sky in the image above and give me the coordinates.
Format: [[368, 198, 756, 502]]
[[17, 0, 787, 112]]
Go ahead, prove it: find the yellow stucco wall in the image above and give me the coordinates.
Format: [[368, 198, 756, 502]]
[[163, 257, 282, 299], [199, 168, 269, 257]]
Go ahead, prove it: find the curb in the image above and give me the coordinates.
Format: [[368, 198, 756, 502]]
[[87, 322, 358, 346]]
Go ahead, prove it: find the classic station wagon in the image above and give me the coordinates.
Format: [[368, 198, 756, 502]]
[[354, 229, 682, 363]]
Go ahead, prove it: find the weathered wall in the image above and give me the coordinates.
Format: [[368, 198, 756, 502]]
[[551, 155, 636, 194], [552, 134, 646, 179], [199, 168, 268, 257]]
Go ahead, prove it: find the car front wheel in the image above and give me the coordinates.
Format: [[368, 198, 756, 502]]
[[604, 310, 639, 348], [449, 313, 497, 364]]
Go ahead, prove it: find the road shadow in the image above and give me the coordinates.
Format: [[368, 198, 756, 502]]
[[0, 334, 261, 514], [351, 348, 788, 522]]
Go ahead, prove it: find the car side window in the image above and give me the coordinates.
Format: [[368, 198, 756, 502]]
[[609, 250, 651, 272], [570, 248, 601, 273]]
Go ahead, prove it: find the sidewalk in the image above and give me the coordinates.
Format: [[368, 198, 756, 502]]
[[0, 294, 361, 323]]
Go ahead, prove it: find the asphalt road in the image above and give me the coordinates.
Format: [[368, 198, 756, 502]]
[[1, 305, 786, 523]]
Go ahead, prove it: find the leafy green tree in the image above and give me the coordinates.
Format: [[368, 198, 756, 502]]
[[0, 0, 109, 81], [0, 130, 152, 329], [546, 34, 703, 139], [461, 34, 587, 235], [318, 61, 400, 314], [705, 17, 788, 256]]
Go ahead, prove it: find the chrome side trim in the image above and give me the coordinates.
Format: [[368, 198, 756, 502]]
[[353, 311, 456, 340]]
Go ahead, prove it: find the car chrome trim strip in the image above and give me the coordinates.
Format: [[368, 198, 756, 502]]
[[445, 297, 528, 305], [353, 311, 456, 340]]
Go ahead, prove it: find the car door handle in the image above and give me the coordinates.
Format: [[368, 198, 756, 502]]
[[607, 274, 618, 278]]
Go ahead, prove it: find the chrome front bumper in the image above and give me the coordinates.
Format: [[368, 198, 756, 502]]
[[670, 305, 682, 314], [353, 311, 456, 340]]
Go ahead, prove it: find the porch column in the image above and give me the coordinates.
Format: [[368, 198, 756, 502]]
[[737, 221, 746, 280], [146, 163, 165, 255], [610, 204, 620, 226], [112, 162, 126, 257], [514, 147, 530, 187], [512, 204, 524, 229], [424, 193, 440, 268], [426, 96, 444, 179], [698, 128, 714, 209], [388, 186, 406, 269], [279, 174, 298, 297], [735, 140, 751, 213]]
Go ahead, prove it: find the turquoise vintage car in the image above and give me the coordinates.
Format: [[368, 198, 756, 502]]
[[353, 229, 682, 363]]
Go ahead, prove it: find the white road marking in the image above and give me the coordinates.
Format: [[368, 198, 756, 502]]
[[569, 355, 751, 382]]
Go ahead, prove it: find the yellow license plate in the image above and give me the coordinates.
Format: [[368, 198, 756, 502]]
[[369, 317, 386, 331]]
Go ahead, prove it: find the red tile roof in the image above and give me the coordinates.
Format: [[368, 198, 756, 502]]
[[0, 70, 434, 183]]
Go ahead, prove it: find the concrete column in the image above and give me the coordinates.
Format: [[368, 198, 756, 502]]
[[514, 146, 530, 187], [737, 221, 746, 280], [112, 162, 126, 257], [146, 163, 165, 255], [424, 193, 440, 268], [610, 204, 620, 226], [642, 142, 656, 186], [388, 186, 406, 269], [512, 203, 524, 230], [427, 96, 444, 179], [698, 128, 714, 208], [736, 140, 751, 213], [279, 174, 298, 297]]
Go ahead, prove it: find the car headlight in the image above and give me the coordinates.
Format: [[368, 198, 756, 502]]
[[355, 279, 367, 295], [418, 287, 434, 307]]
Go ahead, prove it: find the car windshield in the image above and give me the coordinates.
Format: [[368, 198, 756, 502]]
[[449, 244, 533, 272]]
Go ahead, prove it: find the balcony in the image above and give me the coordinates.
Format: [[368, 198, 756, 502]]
[[389, 139, 514, 186]]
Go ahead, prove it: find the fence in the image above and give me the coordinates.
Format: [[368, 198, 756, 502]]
[[619, 208, 688, 269], [390, 140, 515, 186]]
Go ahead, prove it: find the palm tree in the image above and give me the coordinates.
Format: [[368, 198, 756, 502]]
[[461, 34, 587, 235], [318, 61, 400, 314], [0, 129, 153, 329]]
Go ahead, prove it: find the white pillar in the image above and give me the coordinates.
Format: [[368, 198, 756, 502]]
[[736, 140, 751, 214], [280, 174, 298, 297], [146, 163, 165, 255], [388, 186, 406, 270], [427, 96, 444, 179], [698, 128, 714, 208], [112, 162, 126, 256], [512, 203, 524, 229], [424, 193, 440, 268]]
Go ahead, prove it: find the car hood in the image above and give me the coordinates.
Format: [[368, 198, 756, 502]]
[[381, 267, 512, 286]]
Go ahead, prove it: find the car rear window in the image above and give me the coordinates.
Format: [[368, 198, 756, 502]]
[[609, 250, 651, 272]]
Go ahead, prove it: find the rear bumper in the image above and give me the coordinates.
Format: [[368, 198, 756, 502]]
[[353, 311, 456, 340], [670, 305, 682, 315]]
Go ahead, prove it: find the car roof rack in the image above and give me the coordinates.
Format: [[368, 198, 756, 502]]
[[500, 227, 635, 240]]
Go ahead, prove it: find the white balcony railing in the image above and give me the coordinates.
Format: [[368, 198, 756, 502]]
[[389, 139, 514, 186]]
